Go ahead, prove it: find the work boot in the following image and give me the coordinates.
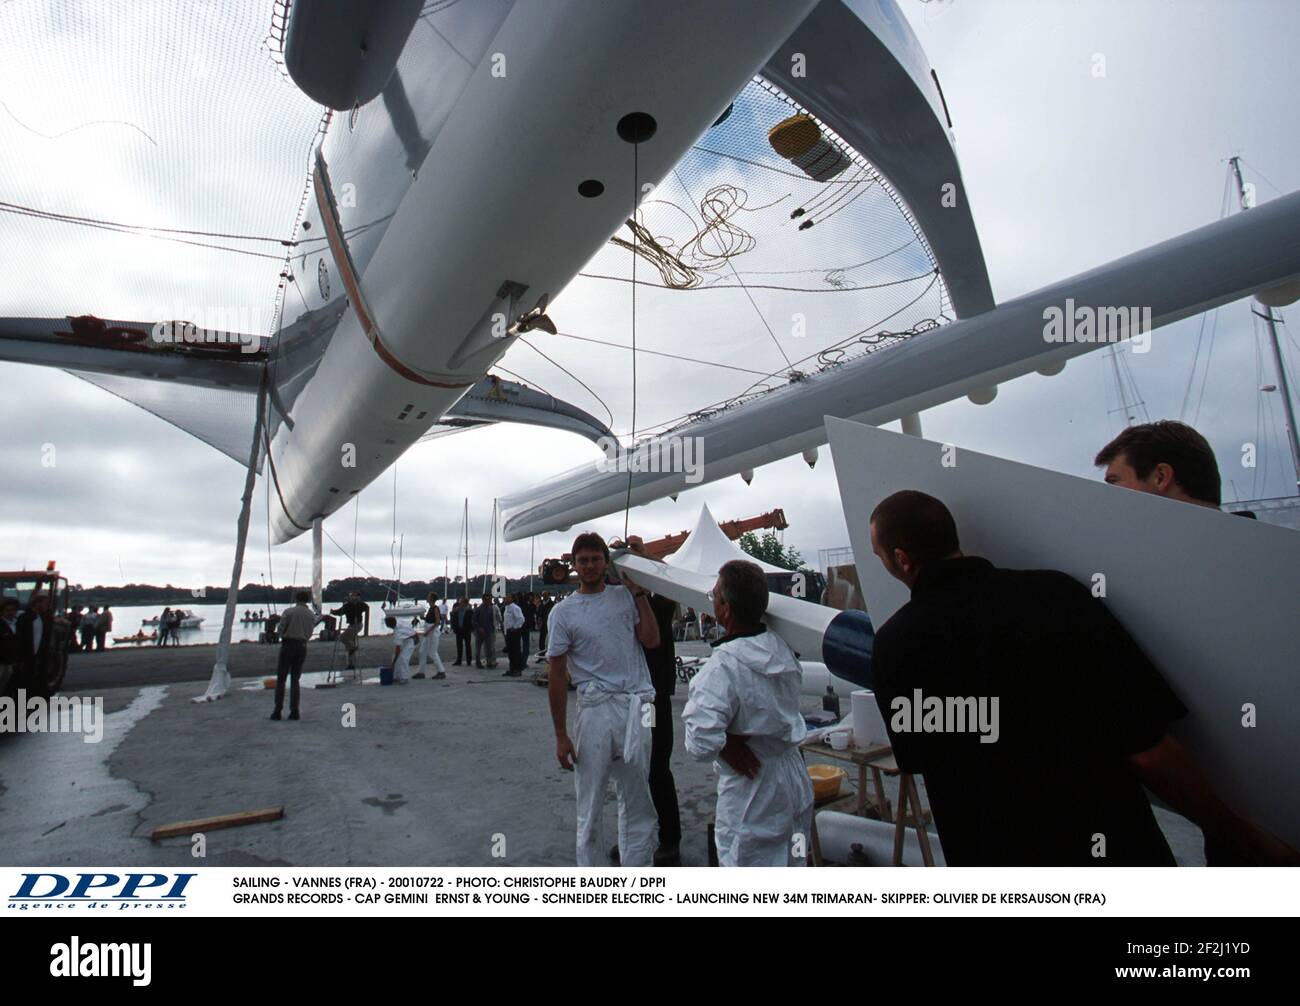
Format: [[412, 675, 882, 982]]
[[413, 672, 426, 679], [289, 711, 300, 721], [269, 710, 282, 721], [654, 844, 681, 867], [432, 672, 446, 680]]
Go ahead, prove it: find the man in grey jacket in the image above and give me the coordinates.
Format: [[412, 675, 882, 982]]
[[272, 591, 316, 721], [472, 594, 497, 669]]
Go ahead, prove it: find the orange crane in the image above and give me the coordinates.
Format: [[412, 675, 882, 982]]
[[539, 509, 788, 584]]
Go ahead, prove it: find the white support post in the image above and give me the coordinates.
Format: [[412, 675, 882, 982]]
[[195, 374, 267, 702], [312, 518, 324, 614]]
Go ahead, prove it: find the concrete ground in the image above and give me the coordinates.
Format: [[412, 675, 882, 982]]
[[0, 632, 1205, 867]]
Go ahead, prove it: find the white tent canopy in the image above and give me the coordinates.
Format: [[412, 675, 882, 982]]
[[664, 503, 789, 576]]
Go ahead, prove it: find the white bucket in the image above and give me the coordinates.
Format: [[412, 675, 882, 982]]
[[852, 689, 888, 749]]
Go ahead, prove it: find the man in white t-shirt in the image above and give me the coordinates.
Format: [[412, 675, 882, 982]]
[[547, 532, 659, 866]]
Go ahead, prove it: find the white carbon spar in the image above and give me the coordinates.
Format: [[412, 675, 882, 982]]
[[264, 0, 821, 543], [612, 549, 842, 673], [501, 190, 1300, 541]]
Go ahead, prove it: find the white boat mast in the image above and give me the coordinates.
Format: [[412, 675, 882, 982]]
[[1230, 156, 1300, 493]]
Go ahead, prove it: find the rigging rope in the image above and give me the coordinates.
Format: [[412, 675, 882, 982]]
[[575, 268, 937, 295], [350, 492, 360, 579], [642, 272, 943, 439], [516, 337, 616, 429], [624, 138, 640, 540], [670, 168, 792, 371], [323, 526, 384, 582], [551, 330, 775, 377], [1180, 164, 1234, 422]]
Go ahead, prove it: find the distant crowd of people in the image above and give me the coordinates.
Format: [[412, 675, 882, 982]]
[[444, 592, 557, 674], [268, 589, 566, 714], [66, 604, 113, 652]]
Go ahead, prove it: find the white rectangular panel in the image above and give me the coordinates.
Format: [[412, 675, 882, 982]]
[[826, 415, 1300, 847]]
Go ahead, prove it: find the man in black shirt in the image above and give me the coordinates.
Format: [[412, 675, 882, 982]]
[[536, 593, 554, 662], [866, 489, 1296, 866], [1, 598, 21, 696], [331, 592, 368, 628], [605, 538, 683, 866], [643, 592, 683, 865], [519, 593, 536, 665], [330, 592, 368, 670], [451, 599, 472, 665], [16, 593, 53, 690]]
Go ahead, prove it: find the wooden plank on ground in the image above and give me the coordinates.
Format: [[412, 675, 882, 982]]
[[150, 806, 284, 841]]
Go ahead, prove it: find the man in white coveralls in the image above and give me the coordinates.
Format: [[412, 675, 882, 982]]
[[682, 559, 814, 866], [387, 614, 419, 685], [547, 532, 660, 866]]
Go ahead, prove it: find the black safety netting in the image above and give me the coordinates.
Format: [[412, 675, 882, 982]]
[[493, 76, 949, 443]]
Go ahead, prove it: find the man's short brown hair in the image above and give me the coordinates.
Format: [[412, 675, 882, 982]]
[[570, 532, 609, 561], [869, 490, 960, 564], [1094, 420, 1221, 506], [716, 559, 768, 625]]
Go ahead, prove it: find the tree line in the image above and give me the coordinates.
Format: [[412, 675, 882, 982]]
[[70, 574, 559, 607]]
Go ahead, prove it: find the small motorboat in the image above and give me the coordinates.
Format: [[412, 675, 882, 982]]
[[141, 609, 205, 629], [381, 598, 425, 619]]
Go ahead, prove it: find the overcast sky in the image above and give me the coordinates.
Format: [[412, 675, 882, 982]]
[[2, 0, 1298, 590]]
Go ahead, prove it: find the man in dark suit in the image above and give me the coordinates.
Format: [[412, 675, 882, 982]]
[[16, 592, 52, 690], [536, 594, 554, 662], [472, 595, 497, 668], [519, 593, 536, 664], [0, 597, 21, 696]]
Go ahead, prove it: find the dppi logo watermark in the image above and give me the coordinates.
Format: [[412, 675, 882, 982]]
[[596, 436, 703, 484], [150, 304, 266, 355], [1042, 299, 1151, 352], [888, 688, 1000, 744], [10, 872, 195, 912], [0, 690, 103, 743]]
